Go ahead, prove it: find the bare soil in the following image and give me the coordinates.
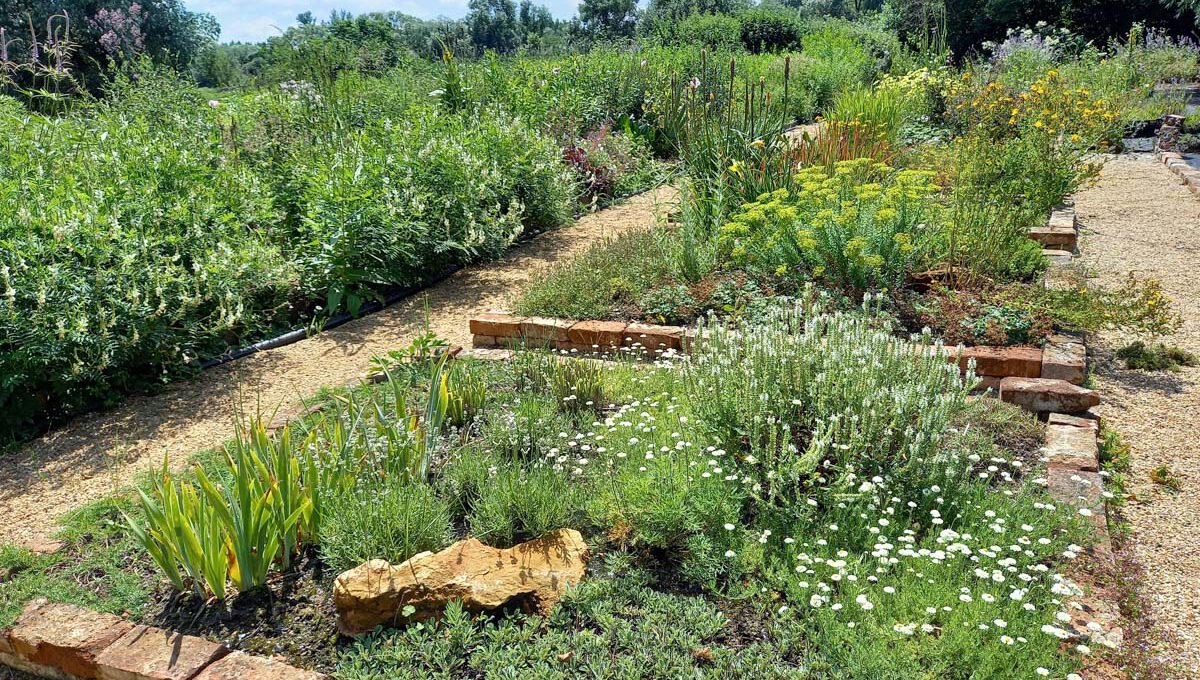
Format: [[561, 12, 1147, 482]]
[[0, 186, 678, 549], [1075, 153, 1200, 675]]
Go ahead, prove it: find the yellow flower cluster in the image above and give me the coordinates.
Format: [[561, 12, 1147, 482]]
[[717, 159, 941, 290], [941, 69, 1120, 144]]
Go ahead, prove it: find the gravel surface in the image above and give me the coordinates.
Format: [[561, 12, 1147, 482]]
[[1075, 153, 1200, 674], [0, 186, 678, 547]]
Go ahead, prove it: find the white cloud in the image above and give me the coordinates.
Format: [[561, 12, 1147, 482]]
[[185, 0, 583, 43]]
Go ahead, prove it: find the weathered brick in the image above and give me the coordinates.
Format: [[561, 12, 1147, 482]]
[[1029, 225, 1077, 250], [1047, 412, 1099, 431], [192, 651, 326, 680], [468, 313, 526, 339], [957, 346, 1043, 378], [1048, 207, 1078, 232], [520, 317, 575, 346], [1046, 468, 1105, 526], [1000, 377, 1099, 414], [471, 334, 500, 349], [970, 375, 1003, 394], [1042, 336, 1086, 384], [566, 320, 627, 349], [1043, 249, 1073, 265], [9, 600, 133, 679], [1044, 423, 1099, 472], [623, 323, 683, 351], [95, 625, 227, 680]]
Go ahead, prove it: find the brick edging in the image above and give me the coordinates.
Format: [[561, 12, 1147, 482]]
[[1156, 150, 1200, 194], [1039, 413, 1124, 651], [468, 313, 1098, 415], [0, 598, 325, 680]]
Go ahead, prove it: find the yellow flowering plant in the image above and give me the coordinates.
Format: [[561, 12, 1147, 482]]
[[718, 158, 942, 297]]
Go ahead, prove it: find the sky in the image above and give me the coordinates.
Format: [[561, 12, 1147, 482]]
[[186, 1, 584, 43]]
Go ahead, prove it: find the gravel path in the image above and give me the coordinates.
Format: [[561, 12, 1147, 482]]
[[0, 186, 677, 547], [1075, 153, 1200, 674]]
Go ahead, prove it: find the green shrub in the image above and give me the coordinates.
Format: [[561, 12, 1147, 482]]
[[319, 482, 453, 574], [1116, 341, 1199, 371], [673, 14, 744, 51], [738, 9, 802, 53], [719, 160, 942, 297], [468, 463, 586, 547]]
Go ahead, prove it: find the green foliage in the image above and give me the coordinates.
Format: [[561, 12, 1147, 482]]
[[720, 160, 941, 297], [738, 9, 803, 53], [518, 353, 607, 413], [468, 463, 586, 547], [0, 498, 151, 629], [517, 228, 674, 320], [127, 421, 316, 598], [675, 14, 744, 50], [319, 482, 453, 574], [1116, 341, 1199, 372]]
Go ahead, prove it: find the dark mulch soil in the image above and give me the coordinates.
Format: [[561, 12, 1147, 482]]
[[141, 550, 342, 674]]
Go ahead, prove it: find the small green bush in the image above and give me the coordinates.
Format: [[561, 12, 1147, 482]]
[[468, 464, 586, 547], [320, 482, 453, 574], [1116, 341, 1199, 372]]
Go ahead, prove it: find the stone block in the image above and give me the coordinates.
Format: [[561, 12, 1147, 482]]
[[1000, 377, 1099, 414], [566, 321, 627, 349], [8, 600, 134, 679], [957, 346, 1043, 378], [1047, 208, 1078, 232], [1042, 336, 1086, 384], [520, 317, 575, 347], [334, 529, 588, 637], [471, 334, 500, 349], [1029, 225, 1077, 250], [1043, 249, 1073, 265], [1044, 423, 1099, 472], [1047, 412, 1099, 431], [1046, 468, 1104, 523], [95, 625, 228, 680], [192, 651, 326, 680], [468, 313, 526, 339], [623, 323, 683, 352]]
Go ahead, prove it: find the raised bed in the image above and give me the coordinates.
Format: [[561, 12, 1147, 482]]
[[0, 599, 325, 680]]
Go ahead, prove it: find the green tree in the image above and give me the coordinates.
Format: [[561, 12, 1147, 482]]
[[578, 0, 638, 39], [468, 0, 522, 53]]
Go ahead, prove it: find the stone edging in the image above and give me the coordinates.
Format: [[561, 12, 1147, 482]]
[[0, 598, 325, 680], [1156, 150, 1200, 194], [1039, 413, 1124, 651]]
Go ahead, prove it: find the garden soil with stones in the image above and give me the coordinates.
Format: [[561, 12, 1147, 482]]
[[1075, 153, 1200, 675], [0, 186, 678, 550]]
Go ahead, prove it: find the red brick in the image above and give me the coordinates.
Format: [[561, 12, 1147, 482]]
[[1000, 377, 1099, 414], [9, 600, 133, 679], [566, 320, 627, 348], [623, 323, 683, 351], [192, 651, 327, 680], [957, 346, 1043, 378], [95, 625, 228, 680], [520, 317, 575, 346], [468, 313, 526, 338]]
